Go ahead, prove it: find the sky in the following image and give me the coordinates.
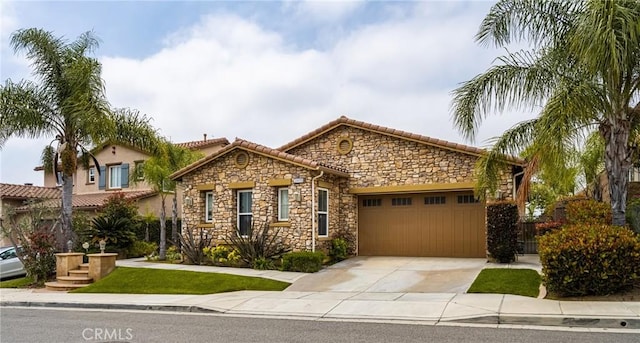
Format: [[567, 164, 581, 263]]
[[0, 0, 537, 186]]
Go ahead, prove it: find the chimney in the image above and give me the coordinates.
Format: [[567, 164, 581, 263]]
[[203, 133, 207, 142]]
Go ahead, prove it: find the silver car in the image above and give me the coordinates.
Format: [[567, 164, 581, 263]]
[[0, 246, 26, 279]]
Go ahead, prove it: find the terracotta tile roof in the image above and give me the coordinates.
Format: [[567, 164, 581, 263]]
[[171, 138, 349, 180], [175, 137, 230, 150], [15, 190, 158, 212], [277, 116, 526, 165], [0, 183, 60, 199]]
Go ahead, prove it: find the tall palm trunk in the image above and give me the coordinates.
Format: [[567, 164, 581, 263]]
[[159, 196, 167, 260], [601, 117, 631, 226], [61, 173, 74, 251], [172, 194, 178, 252]]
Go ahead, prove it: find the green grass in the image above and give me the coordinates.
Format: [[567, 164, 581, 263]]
[[0, 276, 34, 288], [71, 267, 290, 294], [467, 268, 541, 298]]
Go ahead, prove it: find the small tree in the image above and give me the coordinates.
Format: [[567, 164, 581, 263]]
[[135, 143, 202, 260], [0, 201, 58, 284]]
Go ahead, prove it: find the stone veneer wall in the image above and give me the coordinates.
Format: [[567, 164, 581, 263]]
[[180, 149, 348, 251], [286, 125, 514, 199]]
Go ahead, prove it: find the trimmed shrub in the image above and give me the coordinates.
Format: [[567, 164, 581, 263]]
[[329, 237, 348, 262], [486, 201, 519, 263], [332, 229, 356, 256], [626, 197, 640, 234], [538, 224, 640, 296], [203, 245, 241, 266], [132, 219, 181, 246], [535, 221, 564, 236], [565, 199, 611, 225], [127, 240, 157, 258], [282, 251, 325, 273]]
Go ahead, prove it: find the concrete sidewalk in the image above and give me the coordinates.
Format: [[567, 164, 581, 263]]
[[2, 288, 639, 331], [2, 257, 638, 332]]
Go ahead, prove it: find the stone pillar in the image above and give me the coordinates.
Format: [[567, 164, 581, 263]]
[[87, 253, 118, 281], [55, 253, 85, 278]]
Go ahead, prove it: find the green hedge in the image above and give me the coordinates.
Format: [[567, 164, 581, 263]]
[[565, 199, 611, 225], [133, 219, 181, 246], [538, 224, 640, 296], [486, 201, 519, 263], [282, 251, 325, 273]]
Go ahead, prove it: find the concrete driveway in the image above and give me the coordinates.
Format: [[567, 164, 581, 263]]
[[285, 257, 488, 293]]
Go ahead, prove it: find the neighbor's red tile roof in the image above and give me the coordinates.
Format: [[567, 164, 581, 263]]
[[171, 138, 349, 180], [278, 116, 526, 165], [175, 137, 230, 150], [15, 190, 158, 212], [0, 183, 60, 199]]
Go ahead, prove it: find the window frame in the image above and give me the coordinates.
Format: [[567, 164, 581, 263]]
[[87, 167, 96, 184], [277, 187, 289, 222], [204, 191, 214, 223], [317, 188, 329, 237], [109, 165, 122, 189], [237, 190, 253, 237], [134, 160, 145, 181]]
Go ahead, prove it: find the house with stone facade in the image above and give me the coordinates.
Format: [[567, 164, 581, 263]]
[[171, 116, 525, 258]]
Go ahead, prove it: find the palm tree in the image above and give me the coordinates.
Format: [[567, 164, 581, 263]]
[[0, 28, 161, 247], [136, 143, 202, 260], [451, 0, 640, 226]]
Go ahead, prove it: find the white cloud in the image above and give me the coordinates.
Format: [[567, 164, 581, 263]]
[[102, 2, 533, 151], [290, 0, 364, 23]]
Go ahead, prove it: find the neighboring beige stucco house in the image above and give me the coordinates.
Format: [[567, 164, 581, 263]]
[[32, 136, 229, 219], [172, 116, 524, 258], [0, 183, 61, 246]]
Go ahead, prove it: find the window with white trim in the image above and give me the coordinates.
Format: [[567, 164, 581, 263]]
[[318, 188, 328, 237], [237, 190, 252, 237], [109, 165, 122, 189], [204, 191, 214, 223], [88, 167, 95, 184], [134, 160, 145, 181], [278, 188, 289, 221]]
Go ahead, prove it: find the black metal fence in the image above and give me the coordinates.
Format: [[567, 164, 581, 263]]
[[517, 221, 538, 254]]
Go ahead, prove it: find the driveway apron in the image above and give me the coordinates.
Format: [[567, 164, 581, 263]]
[[285, 257, 487, 293]]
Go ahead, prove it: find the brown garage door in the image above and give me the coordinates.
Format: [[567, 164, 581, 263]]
[[358, 192, 485, 257]]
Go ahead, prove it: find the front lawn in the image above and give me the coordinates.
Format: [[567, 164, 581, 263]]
[[467, 268, 541, 298], [0, 276, 33, 288], [72, 267, 290, 294]]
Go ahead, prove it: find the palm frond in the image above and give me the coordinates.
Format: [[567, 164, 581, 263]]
[[451, 48, 563, 140], [0, 79, 59, 146], [476, 0, 581, 48]]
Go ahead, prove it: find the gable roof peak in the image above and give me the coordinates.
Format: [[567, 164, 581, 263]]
[[277, 115, 524, 165]]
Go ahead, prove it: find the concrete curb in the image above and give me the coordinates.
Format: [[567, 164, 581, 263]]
[[0, 301, 220, 314], [3, 300, 639, 330], [450, 314, 640, 329]]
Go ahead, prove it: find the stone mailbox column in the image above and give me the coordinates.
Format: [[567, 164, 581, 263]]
[[87, 253, 118, 281], [55, 253, 85, 278]]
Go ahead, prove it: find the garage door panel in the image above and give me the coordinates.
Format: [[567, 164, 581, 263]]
[[358, 192, 485, 257]]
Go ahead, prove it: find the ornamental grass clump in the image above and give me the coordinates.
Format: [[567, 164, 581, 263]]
[[538, 224, 640, 297]]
